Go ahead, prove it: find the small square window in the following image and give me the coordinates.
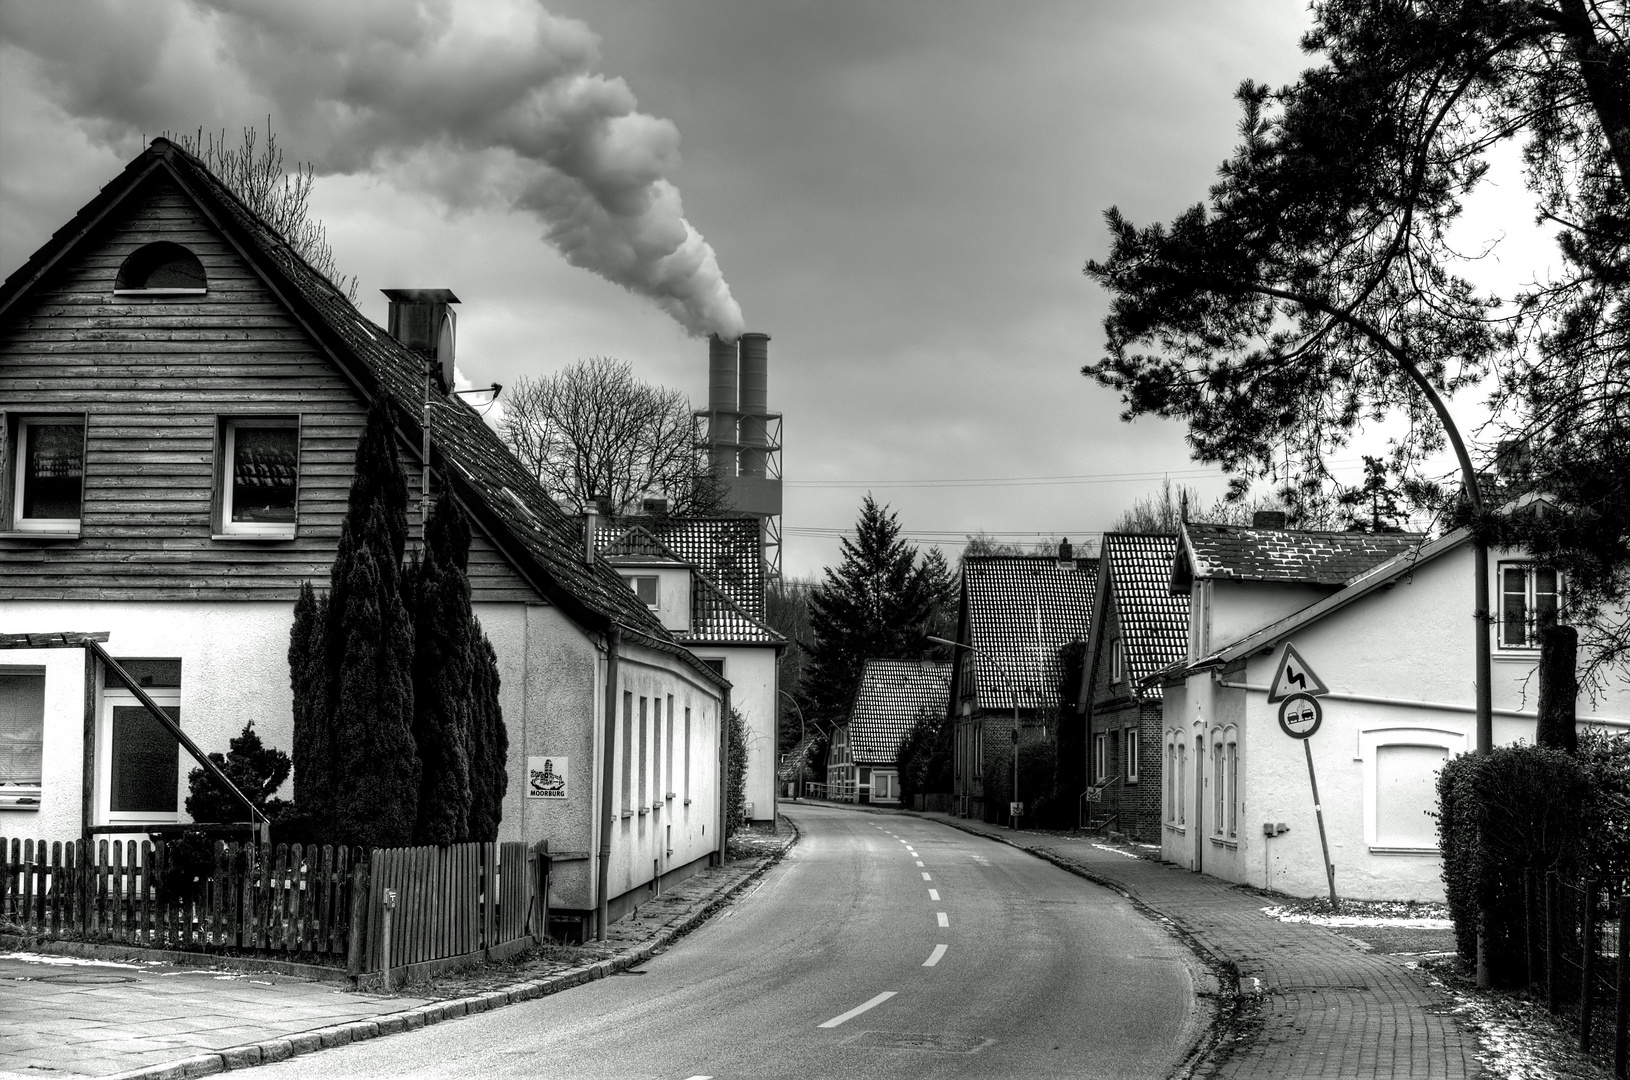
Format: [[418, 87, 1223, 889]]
[[0, 670, 45, 804], [218, 418, 298, 537], [629, 575, 659, 607], [9, 417, 85, 534]]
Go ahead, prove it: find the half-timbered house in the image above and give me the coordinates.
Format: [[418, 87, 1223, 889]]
[[0, 138, 727, 939]]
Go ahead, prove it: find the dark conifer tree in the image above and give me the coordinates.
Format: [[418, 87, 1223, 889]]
[[409, 496, 475, 845], [467, 631, 508, 842], [289, 581, 330, 820], [806, 497, 937, 722]]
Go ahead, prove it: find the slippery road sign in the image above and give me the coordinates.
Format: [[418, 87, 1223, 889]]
[[1266, 643, 1329, 703]]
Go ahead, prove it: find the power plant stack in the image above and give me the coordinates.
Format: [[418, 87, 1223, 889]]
[[702, 332, 783, 580]]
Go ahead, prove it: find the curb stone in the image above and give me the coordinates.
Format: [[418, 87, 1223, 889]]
[[100, 823, 799, 1080]]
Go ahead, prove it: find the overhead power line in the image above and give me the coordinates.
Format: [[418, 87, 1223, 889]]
[[781, 458, 1370, 490]]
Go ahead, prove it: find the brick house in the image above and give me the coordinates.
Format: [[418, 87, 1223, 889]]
[[0, 138, 730, 938], [595, 516, 786, 823], [827, 658, 950, 805], [1078, 533, 1188, 839], [949, 547, 1096, 822]]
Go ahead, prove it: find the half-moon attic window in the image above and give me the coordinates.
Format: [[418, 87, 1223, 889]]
[[115, 242, 206, 294]]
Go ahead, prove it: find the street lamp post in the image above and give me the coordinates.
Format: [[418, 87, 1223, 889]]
[[779, 690, 810, 800], [928, 636, 1028, 830]]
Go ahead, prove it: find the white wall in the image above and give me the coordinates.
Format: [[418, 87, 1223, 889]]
[[707, 645, 778, 822], [612, 567, 691, 633]]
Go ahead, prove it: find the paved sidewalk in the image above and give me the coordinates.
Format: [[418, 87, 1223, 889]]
[[0, 834, 793, 1080], [902, 808, 1479, 1079]]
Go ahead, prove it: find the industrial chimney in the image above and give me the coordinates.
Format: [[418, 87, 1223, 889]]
[[383, 289, 459, 391], [707, 334, 739, 477], [738, 333, 770, 478]]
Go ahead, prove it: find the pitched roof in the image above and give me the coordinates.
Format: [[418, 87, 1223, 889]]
[[1099, 534, 1189, 699], [0, 140, 720, 686], [1176, 523, 1425, 589], [598, 524, 783, 646], [845, 659, 951, 763], [601, 517, 765, 619], [963, 556, 1098, 711]]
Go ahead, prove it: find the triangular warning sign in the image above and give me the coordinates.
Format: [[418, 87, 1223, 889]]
[[1267, 643, 1329, 702]]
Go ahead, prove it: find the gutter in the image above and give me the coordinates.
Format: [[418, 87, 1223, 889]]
[[1215, 677, 1629, 728], [596, 628, 620, 942]]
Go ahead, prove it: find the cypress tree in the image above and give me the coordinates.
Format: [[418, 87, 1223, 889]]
[[467, 630, 508, 842], [325, 401, 418, 850], [411, 496, 474, 845], [289, 580, 331, 821]]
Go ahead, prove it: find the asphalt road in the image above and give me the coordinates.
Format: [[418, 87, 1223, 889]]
[[258, 804, 1203, 1079]]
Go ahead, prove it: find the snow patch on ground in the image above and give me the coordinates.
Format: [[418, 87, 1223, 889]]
[[1261, 905, 1454, 929], [4, 952, 152, 969], [1091, 843, 1141, 859], [1418, 964, 1606, 1080]]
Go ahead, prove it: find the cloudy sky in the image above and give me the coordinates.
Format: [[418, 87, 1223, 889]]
[[2, 2, 1362, 576]]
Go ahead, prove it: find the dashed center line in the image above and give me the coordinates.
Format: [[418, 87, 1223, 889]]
[[923, 944, 947, 967], [922, 872, 932, 881], [929, 889, 940, 901], [818, 991, 897, 1029], [937, 912, 950, 928], [915, 861, 924, 867]]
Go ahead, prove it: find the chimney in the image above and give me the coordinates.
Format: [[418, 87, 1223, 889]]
[[383, 289, 459, 391], [584, 493, 608, 564], [707, 334, 738, 477], [1057, 538, 1074, 569], [641, 496, 669, 517], [1252, 510, 1288, 529], [738, 332, 770, 478]]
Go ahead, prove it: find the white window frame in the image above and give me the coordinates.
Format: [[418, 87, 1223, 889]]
[[628, 574, 660, 608], [1093, 732, 1108, 783], [0, 667, 46, 807], [1110, 637, 1124, 684], [1359, 725, 1465, 853], [218, 417, 299, 538], [10, 416, 85, 535], [1125, 727, 1139, 784], [97, 685, 184, 825], [1225, 736, 1238, 839], [1497, 561, 1563, 650], [1211, 736, 1225, 837]]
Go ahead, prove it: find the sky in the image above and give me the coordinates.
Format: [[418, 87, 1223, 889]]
[[0, 1, 1467, 578]]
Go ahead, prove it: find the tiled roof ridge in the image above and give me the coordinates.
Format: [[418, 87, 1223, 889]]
[[1188, 521, 1427, 540], [598, 524, 783, 646]]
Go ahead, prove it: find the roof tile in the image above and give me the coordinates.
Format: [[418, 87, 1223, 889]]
[[965, 556, 1097, 711], [846, 659, 952, 764], [1181, 523, 1425, 587], [1101, 534, 1188, 699]]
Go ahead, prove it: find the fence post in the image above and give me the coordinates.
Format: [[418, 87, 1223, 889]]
[[1584, 879, 1599, 1052], [1549, 871, 1562, 1014], [345, 854, 369, 981], [380, 888, 398, 993], [1615, 896, 1628, 1079]]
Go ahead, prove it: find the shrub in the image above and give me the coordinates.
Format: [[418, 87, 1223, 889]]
[[897, 708, 951, 806], [1437, 745, 1590, 983], [183, 721, 292, 825], [982, 739, 1013, 823], [726, 706, 748, 834], [1018, 737, 1059, 825]]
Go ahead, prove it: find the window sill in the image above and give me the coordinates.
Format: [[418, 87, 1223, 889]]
[[1209, 836, 1239, 850], [113, 288, 206, 296], [1492, 652, 1539, 663], [684, 798, 692, 806], [0, 792, 42, 808], [638, 808, 648, 817], [1165, 824, 1186, 835], [665, 793, 675, 801], [1369, 845, 1440, 856], [212, 531, 296, 542], [620, 811, 633, 820], [0, 528, 80, 540]]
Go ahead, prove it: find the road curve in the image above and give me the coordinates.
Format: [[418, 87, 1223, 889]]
[[258, 803, 1203, 1079]]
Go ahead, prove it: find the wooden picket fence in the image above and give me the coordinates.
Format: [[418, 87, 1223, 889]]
[[365, 841, 532, 973], [0, 836, 364, 958], [1, 836, 541, 978]]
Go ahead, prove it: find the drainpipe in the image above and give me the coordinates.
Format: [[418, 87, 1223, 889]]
[[596, 628, 620, 942], [717, 687, 731, 866]]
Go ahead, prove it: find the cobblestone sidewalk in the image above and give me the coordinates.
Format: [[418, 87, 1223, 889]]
[[0, 830, 795, 1080], [905, 809, 1479, 1079]]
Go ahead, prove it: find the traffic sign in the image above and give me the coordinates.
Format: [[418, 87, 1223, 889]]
[[1278, 692, 1323, 739], [1267, 643, 1329, 703]]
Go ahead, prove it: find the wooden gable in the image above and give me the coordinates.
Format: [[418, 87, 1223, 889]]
[[0, 170, 534, 603]]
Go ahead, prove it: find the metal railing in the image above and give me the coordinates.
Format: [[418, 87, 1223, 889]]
[[1524, 869, 1630, 1074]]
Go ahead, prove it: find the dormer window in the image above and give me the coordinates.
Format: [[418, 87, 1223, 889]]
[[629, 574, 659, 607], [114, 242, 206, 296], [7, 415, 85, 535], [215, 417, 298, 538]]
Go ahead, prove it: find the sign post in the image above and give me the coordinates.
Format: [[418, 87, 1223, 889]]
[[1270, 645, 1339, 909]]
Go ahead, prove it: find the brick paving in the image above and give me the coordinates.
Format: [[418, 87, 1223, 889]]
[[0, 833, 791, 1080], [906, 808, 1480, 1079]]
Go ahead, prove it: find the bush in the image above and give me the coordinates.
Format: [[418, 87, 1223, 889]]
[[982, 741, 1013, 824], [1437, 745, 1590, 983], [1017, 737, 1059, 825], [184, 721, 292, 825], [726, 707, 748, 834], [897, 708, 952, 806]]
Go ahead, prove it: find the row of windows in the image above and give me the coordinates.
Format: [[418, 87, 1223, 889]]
[[1091, 728, 1139, 784], [5, 414, 299, 538], [1162, 733, 1241, 840], [620, 689, 692, 818]]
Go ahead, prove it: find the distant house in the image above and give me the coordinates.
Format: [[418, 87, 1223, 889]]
[[827, 659, 950, 805], [0, 138, 729, 940], [1078, 533, 1188, 838], [596, 515, 786, 823], [949, 545, 1097, 822], [1153, 511, 1630, 901]]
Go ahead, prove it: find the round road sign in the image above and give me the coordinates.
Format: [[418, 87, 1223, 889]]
[[1278, 692, 1323, 740]]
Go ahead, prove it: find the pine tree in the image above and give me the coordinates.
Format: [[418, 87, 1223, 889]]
[[289, 580, 330, 820], [184, 721, 292, 824], [325, 402, 418, 850], [467, 630, 508, 842], [409, 497, 475, 845], [806, 497, 937, 722]]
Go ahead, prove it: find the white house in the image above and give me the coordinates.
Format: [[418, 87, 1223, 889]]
[[0, 138, 729, 940], [1155, 515, 1630, 901], [596, 516, 786, 825]]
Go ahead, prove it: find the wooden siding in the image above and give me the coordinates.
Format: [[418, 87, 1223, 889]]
[[0, 175, 537, 603]]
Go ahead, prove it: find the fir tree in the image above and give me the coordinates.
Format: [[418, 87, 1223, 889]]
[[410, 497, 475, 845], [326, 402, 418, 850], [467, 630, 508, 842], [289, 581, 330, 820], [184, 721, 292, 824], [806, 497, 938, 722]]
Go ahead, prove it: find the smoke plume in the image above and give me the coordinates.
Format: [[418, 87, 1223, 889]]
[[0, 0, 744, 338]]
